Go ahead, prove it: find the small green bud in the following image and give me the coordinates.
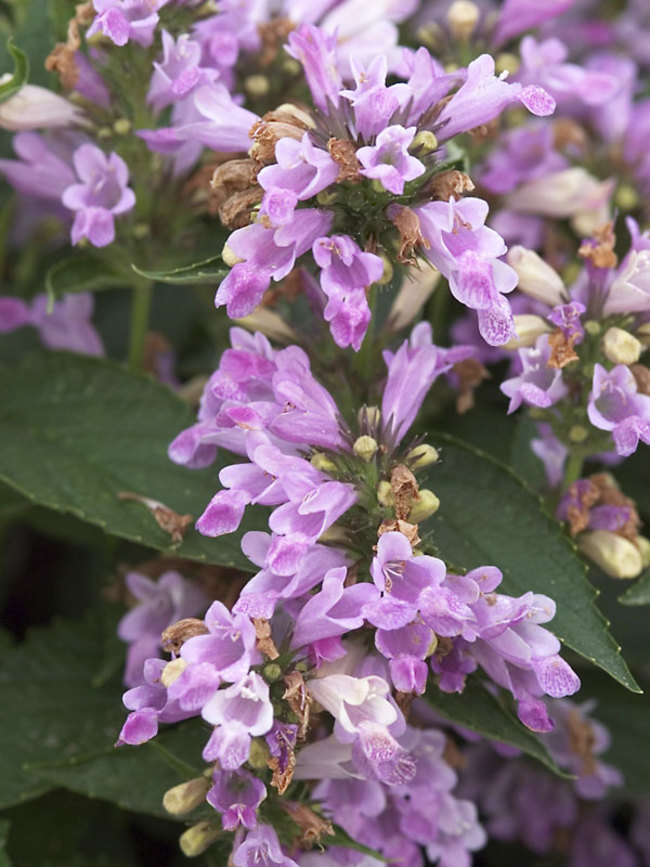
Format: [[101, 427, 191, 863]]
[[97, 126, 112, 140], [353, 435, 378, 462], [263, 662, 283, 682], [248, 737, 271, 769], [583, 320, 601, 336], [244, 74, 270, 98], [377, 480, 394, 507], [407, 489, 440, 523], [371, 179, 385, 194], [132, 223, 150, 239], [568, 425, 589, 443], [113, 118, 131, 136], [311, 452, 337, 473], [316, 190, 338, 206], [446, 0, 480, 41], [406, 444, 439, 470], [163, 777, 210, 816], [411, 130, 438, 155], [179, 821, 221, 857], [376, 254, 393, 285], [601, 326, 642, 366], [495, 52, 520, 76], [615, 183, 640, 211], [318, 524, 350, 545], [281, 58, 301, 76]]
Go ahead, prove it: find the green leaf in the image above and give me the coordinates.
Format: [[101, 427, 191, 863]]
[[618, 568, 650, 606], [45, 255, 128, 304], [0, 617, 125, 808], [26, 723, 209, 820], [328, 825, 388, 861], [425, 434, 639, 693], [423, 680, 562, 775], [0, 40, 29, 104], [0, 351, 260, 568], [132, 256, 226, 286]]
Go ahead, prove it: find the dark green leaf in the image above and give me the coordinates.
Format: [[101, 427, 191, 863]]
[[45, 255, 128, 304], [0, 481, 28, 515], [26, 723, 210, 820], [423, 680, 562, 775], [0, 617, 125, 808], [132, 256, 225, 286], [0, 351, 260, 568], [0, 819, 11, 867], [618, 568, 650, 606], [0, 40, 28, 104], [425, 434, 639, 692]]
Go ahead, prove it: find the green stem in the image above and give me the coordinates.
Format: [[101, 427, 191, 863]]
[[352, 284, 378, 390], [128, 279, 153, 370], [563, 450, 585, 490]]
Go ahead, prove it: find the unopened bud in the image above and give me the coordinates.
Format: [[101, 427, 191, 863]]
[[637, 322, 650, 348], [506, 246, 566, 306], [358, 405, 381, 430], [161, 657, 187, 687], [377, 481, 394, 508], [263, 662, 283, 682], [408, 489, 440, 523], [376, 254, 393, 285], [446, 0, 480, 40], [578, 530, 643, 579], [601, 327, 642, 366], [504, 315, 552, 350], [311, 452, 337, 473], [222, 243, 243, 267], [353, 435, 378, 462], [244, 74, 270, 98], [584, 320, 601, 336], [113, 118, 131, 136], [163, 777, 210, 816], [637, 536, 650, 568], [0, 83, 84, 130], [406, 444, 440, 470], [568, 425, 588, 443], [425, 633, 439, 657], [495, 52, 520, 76], [248, 737, 271, 769], [179, 821, 221, 857], [411, 130, 438, 154], [615, 183, 639, 211], [318, 524, 350, 545]]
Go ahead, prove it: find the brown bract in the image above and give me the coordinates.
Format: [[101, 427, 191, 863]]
[[161, 618, 209, 654], [631, 363, 650, 396], [578, 222, 617, 269], [327, 137, 362, 183], [45, 18, 81, 90], [377, 518, 420, 547], [390, 464, 419, 521], [253, 617, 280, 660], [219, 187, 264, 228], [427, 170, 475, 202], [567, 707, 598, 776], [268, 750, 296, 795], [117, 491, 193, 543], [562, 479, 600, 537], [391, 206, 429, 264], [257, 18, 295, 66], [453, 357, 490, 414], [283, 671, 312, 741], [249, 107, 310, 165], [283, 802, 335, 848], [547, 328, 579, 369], [395, 690, 415, 719]]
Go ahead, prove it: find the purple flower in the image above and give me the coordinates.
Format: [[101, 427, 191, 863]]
[[492, 0, 577, 48], [87, 0, 168, 48], [258, 133, 339, 201], [180, 601, 259, 683], [116, 658, 193, 746], [340, 55, 407, 139], [62, 144, 135, 247], [0, 132, 76, 201], [588, 363, 650, 456], [285, 25, 342, 113], [357, 125, 425, 195], [207, 768, 266, 831], [148, 31, 217, 113], [30, 293, 105, 356], [500, 334, 568, 414], [232, 824, 299, 867]]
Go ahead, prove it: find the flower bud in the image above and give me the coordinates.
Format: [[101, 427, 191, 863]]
[[446, 0, 480, 40], [503, 315, 552, 350], [568, 425, 589, 443], [408, 490, 440, 523], [411, 130, 438, 154], [353, 435, 378, 462], [637, 536, 650, 568], [578, 530, 643, 579], [161, 657, 187, 687], [495, 53, 520, 76], [357, 405, 381, 430], [506, 246, 566, 306], [425, 633, 439, 657], [406, 444, 440, 470], [248, 736, 271, 768], [179, 821, 221, 857], [377, 481, 394, 507], [244, 74, 270, 98], [0, 83, 84, 130], [637, 322, 650, 348], [113, 118, 131, 136], [601, 327, 642, 366], [163, 777, 210, 816], [311, 452, 337, 473], [222, 243, 243, 267]]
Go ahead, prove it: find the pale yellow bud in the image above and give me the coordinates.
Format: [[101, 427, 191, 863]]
[[584, 320, 601, 336], [578, 530, 643, 579], [406, 444, 440, 470], [377, 481, 394, 508], [601, 327, 642, 366], [160, 657, 187, 688], [637, 536, 650, 569], [179, 821, 221, 857], [317, 524, 350, 545], [506, 246, 566, 306], [0, 82, 84, 130], [495, 53, 520, 76], [407, 490, 441, 523], [163, 778, 210, 816], [248, 737, 272, 769], [568, 425, 589, 443], [411, 130, 438, 154], [637, 322, 650, 347], [447, 0, 480, 40], [353, 435, 378, 462], [113, 118, 131, 136], [244, 74, 270, 98], [235, 307, 298, 344], [425, 633, 439, 657], [222, 243, 243, 267], [503, 315, 552, 350], [311, 453, 337, 473], [357, 406, 381, 429]]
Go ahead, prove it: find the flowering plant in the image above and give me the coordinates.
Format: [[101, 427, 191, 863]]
[[0, 1, 649, 866]]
